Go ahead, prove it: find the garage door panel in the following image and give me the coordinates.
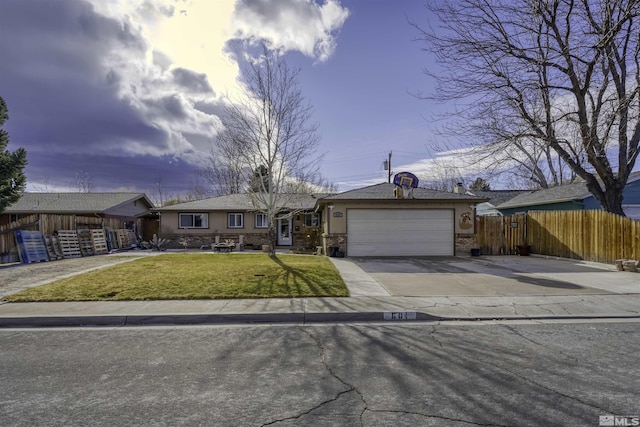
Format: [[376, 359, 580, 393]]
[[349, 231, 451, 244], [348, 242, 452, 257], [347, 209, 454, 256], [349, 219, 451, 233]]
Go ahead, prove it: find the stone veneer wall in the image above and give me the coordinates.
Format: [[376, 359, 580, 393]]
[[323, 234, 347, 255], [161, 232, 479, 255], [321, 233, 477, 257], [161, 233, 270, 250], [455, 234, 478, 255], [160, 232, 316, 250]]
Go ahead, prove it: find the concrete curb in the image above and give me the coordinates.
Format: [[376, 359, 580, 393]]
[[2, 312, 640, 328]]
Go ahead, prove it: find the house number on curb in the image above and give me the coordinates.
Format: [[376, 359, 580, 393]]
[[383, 312, 417, 320]]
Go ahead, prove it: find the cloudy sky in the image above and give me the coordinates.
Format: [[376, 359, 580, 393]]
[[0, 0, 461, 197]]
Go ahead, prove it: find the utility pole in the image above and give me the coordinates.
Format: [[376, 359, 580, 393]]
[[383, 151, 392, 183]]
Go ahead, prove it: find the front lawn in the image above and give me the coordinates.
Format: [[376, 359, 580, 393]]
[[5, 254, 349, 301]]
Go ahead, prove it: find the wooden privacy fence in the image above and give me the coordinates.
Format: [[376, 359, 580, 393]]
[[477, 210, 640, 264], [0, 214, 132, 264], [476, 214, 528, 256]]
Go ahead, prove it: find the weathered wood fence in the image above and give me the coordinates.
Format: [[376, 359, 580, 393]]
[[477, 210, 640, 264], [0, 214, 126, 264]]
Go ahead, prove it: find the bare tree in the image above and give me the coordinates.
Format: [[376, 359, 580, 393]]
[[201, 141, 247, 196], [73, 170, 96, 193], [185, 171, 209, 201], [31, 176, 54, 192], [414, 0, 640, 215], [414, 149, 467, 192], [471, 133, 583, 189], [421, 165, 465, 192], [149, 174, 172, 207], [218, 46, 321, 256], [301, 175, 340, 194]]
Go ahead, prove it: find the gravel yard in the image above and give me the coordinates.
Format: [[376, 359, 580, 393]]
[[0, 254, 144, 298]]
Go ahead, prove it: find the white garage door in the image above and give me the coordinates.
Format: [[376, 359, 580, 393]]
[[347, 209, 454, 256]]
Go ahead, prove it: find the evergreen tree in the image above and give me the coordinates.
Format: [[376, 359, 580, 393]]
[[0, 96, 27, 214], [469, 177, 491, 191], [249, 165, 270, 193]]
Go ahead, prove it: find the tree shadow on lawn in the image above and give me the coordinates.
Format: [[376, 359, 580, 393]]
[[265, 256, 348, 297]]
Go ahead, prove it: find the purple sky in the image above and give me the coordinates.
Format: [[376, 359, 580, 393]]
[[0, 0, 457, 199]]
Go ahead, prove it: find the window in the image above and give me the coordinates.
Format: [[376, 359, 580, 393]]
[[304, 213, 319, 227], [228, 213, 244, 228], [179, 213, 208, 229], [255, 213, 268, 228]]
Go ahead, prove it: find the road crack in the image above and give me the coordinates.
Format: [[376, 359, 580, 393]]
[[261, 327, 367, 426], [429, 324, 444, 348]]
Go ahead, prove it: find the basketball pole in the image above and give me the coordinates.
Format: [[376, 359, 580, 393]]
[[387, 151, 392, 183]]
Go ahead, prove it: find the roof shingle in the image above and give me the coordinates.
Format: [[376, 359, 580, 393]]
[[156, 193, 330, 211], [5, 192, 153, 213], [321, 183, 487, 201]]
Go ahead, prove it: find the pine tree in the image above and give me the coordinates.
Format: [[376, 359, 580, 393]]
[[469, 177, 491, 191], [0, 96, 28, 214]]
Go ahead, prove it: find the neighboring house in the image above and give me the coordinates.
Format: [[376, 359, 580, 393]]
[[315, 183, 487, 257], [465, 190, 528, 216], [155, 193, 328, 249], [495, 171, 640, 219], [1, 192, 156, 237]]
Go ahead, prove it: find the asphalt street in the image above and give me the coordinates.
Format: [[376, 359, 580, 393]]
[[1, 320, 638, 426]]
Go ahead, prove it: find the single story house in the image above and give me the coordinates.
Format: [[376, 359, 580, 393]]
[[315, 183, 487, 256], [464, 190, 528, 216], [495, 171, 640, 219], [156, 183, 488, 256], [1, 192, 157, 238], [155, 193, 328, 250]]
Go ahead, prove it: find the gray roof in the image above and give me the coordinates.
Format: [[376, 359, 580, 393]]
[[496, 181, 590, 209], [156, 193, 330, 211], [4, 192, 154, 213], [320, 183, 488, 201], [467, 190, 529, 207], [493, 171, 640, 210]]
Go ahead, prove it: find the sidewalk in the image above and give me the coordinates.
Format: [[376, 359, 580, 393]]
[[1, 256, 639, 327], [1, 294, 640, 327]]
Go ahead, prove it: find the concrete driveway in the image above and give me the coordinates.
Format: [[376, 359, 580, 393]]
[[343, 255, 640, 297]]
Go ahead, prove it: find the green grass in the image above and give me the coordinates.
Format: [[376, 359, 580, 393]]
[[5, 254, 349, 301]]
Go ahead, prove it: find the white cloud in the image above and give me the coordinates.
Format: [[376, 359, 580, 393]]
[[231, 0, 349, 61], [82, 0, 349, 165]]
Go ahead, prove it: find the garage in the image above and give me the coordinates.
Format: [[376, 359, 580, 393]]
[[347, 209, 454, 256]]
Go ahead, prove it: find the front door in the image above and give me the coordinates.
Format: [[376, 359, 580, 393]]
[[277, 218, 293, 246]]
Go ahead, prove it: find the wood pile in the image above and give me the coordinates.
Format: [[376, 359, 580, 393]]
[[90, 229, 109, 255], [44, 235, 64, 260], [116, 229, 136, 249], [57, 230, 82, 258], [14, 230, 49, 264], [12, 228, 136, 264], [77, 230, 95, 257]]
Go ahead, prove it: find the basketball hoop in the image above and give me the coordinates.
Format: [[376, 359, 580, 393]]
[[393, 172, 419, 189], [393, 172, 419, 199]]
